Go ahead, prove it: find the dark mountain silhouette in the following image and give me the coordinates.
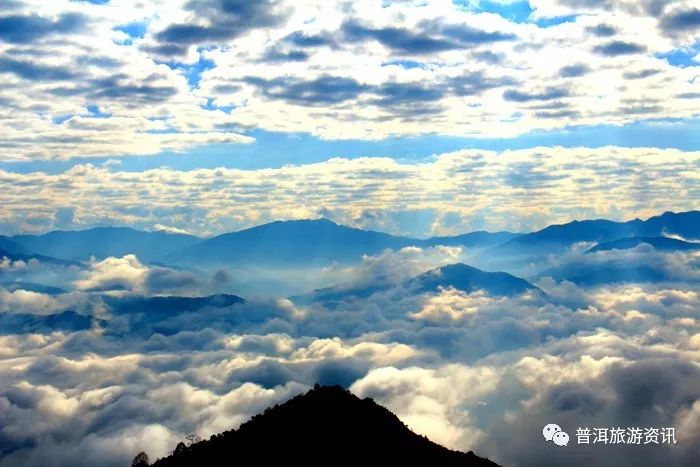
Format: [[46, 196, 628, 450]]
[[149, 385, 500, 467], [490, 210, 700, 256], [11, 227, 200, 262], [293, 263, 537, 305], [586, 236, 700, 253]]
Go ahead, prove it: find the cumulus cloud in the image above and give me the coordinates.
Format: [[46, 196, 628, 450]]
[[75, 255, 202, 295]]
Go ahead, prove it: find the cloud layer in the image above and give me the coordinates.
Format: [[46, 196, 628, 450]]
[[0, 0, 698, 160], [0, 146, 697, 236]]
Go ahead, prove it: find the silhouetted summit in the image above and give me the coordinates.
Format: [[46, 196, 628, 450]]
[[150, 385, 500, 467]]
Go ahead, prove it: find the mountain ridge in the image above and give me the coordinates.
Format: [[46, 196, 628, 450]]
[[148, 384, 500, 467]]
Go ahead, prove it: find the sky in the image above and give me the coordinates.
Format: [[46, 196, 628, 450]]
[[0, 0, 699, 236]]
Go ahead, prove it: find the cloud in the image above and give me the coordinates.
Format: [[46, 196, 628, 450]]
[[74, 255, 202, 295], [0, 146, 697, 237], [503, 87, 570, 102], [0, 13, 87, 44], [593, 40, 647, 56], [0, 0, 697, 158], [660, 8, 700, 32], [341, 19, 515, 54], [1, 239, 700, 465]]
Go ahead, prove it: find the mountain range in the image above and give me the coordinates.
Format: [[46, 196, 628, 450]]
[[3, 210, 698, 269], [146, 384, 500, 467], [489, 210, 700, 256]]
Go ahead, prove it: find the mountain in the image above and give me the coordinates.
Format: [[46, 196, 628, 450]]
[[11, 227, 200, 262], [586, 236, 700, 253], [489, 210, 700, 256], [0, 235, 28, 255], [175, 219, 420, 266], [294, 263, 538, 305], [539, 264, 671, 286], [105, 294, 246, 316], [408, 263, 539, 296], [423, 231, 520, 248], [0, 310, 94, 335], [175, 219, 518, 266], [1, 282, 67, 295], [148, 385, 500, 467], [0, 248, 78, 266]]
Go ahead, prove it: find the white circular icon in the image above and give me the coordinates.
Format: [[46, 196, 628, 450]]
[[553, 430, 570, 446], [543, 423, 562, 441]]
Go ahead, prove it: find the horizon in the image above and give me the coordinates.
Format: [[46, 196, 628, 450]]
[[5, 208, 699, 239]]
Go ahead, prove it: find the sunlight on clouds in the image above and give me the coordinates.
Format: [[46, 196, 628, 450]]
[[0, 146, 697, 236]]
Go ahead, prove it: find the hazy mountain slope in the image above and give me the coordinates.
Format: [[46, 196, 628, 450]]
[[586, 236, 700, 253], [175, 219, 420, 265], [490, 210, 700, 255], [294, 263, 538, 305], [0, 236, 29, 255], [149, 385, 500, 467], [12, 227, 200, 262]]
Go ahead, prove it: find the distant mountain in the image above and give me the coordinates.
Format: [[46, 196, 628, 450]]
[[586, 236, 700, 253], [1, 282, 67, 295], [175, 219, 416, 266], [490, 211, 700, 256], [423, 231, 520, 248], [148, 385, 500, 467], [539, 263, 671, 286], [294, 263, 538, 305], [11, 227, 200, 262], [0, 236, 28, 255], [175, 219, 517, 266], [0, 310, 93, 335], [0, 248, 78, 266], [105, 293, 245, 316], [408, 263, 539, 296]]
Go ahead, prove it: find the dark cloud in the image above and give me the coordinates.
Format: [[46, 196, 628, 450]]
[[342, 19, 515, 54], [0, 57, 77, 81], [48, 74, 178, 104], [587, 24, 617, 37], [154, 0, 288, 47], [559, 64, 590, 78], [0, 13, 86, 44], [243, 75, 368, 105], [593, 41, 646, 56], [261, 48, 310, 63], [244, 72, 512, 110], [623, 69, 661, 80], [503, 87, 570, 102], [284, 31, 336, 48], [660, 8, 700, 32]]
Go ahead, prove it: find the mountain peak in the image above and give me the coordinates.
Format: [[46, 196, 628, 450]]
[[150, 385, 500, 467]]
